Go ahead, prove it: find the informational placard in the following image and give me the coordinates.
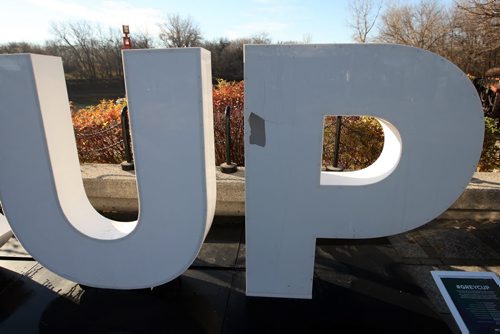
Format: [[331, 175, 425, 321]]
[[432, 271, 500, 334]]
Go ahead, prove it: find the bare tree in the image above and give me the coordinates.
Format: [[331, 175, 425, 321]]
[[1, 23, 158, 82], [133, 31, 157, 49], [449, 0, 499, 74], [374, 0, 498, 75], [457, 0, 499, 21], [50, 21, 147, 81], [51, 21, 108, 81], [377, 0, 451, 52], [348, 0, 383, 43], [301, 33, 313, 44], [158, 14, 202, 47], [249, 32, 272, 44], [202, 34, 270, 81], [276, 34, 312, 45], [0, 42, 46, 54]]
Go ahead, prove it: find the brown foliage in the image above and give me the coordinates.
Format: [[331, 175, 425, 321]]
[[323, 116, 384, 170], [212, 80, 245, 165], [72, 82, 497, 172], [72, 100, 126, 163]]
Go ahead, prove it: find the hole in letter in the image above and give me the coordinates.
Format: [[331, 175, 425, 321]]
[[321, 116, 402, 186]]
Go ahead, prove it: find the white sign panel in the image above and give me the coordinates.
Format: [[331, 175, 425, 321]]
[[432, 271, 500, 333], [0, 49, 216, 289], [244, 44, 484, 298]]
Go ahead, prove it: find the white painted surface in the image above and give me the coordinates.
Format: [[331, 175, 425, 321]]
[[0, 212, 12, 247], [244, 44, 484, 298], [0, 49, 215, 288]]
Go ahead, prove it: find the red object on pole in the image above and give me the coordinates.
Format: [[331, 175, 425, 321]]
[[122, 25, 132, 49], [123, 37, 132, 49]]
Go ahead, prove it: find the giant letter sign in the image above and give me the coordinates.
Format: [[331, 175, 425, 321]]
[[244, 45, 484, 298], [0, 45, 484, 297], [0, 49, 216, 288]]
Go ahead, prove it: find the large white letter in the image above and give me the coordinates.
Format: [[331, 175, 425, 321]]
[[0, 49, 216, 288], [244, 44, 484, 299], [0, 212, 12, 247]]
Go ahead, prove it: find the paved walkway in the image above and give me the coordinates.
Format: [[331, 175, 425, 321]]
[[0, 217, 498, 333]]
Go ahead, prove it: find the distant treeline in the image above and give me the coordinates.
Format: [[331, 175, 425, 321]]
[[0, 19, 272, 82], [0, 1, 498, 82]]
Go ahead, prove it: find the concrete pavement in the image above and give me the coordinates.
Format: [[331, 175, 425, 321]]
[[80, 164, 500, 219]]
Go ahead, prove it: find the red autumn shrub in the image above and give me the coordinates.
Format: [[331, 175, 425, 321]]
[[72, 82, 496, 172], [71, 80, 246, 166], [72, 99, 126, 163], [212, 79, 245, 165], [71, 86, 384, 170]]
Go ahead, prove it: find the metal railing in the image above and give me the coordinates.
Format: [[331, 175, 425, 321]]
[[220, 106, 238, 174], [120, 106, 134, 171], [326, 116, 344, 172]]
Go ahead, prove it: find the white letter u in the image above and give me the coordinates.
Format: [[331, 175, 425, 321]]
[[0, 49, 216, 289]]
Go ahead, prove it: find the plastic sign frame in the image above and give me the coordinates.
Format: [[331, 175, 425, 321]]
[[432, 271, 500, 334]]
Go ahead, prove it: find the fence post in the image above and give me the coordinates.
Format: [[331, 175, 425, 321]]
[[326, 116, 344, 172], [121, 105, 134, 171], [220, 106, 237, 174]]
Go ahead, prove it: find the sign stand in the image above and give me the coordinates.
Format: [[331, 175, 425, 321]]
[[432, 271, 500, 334]]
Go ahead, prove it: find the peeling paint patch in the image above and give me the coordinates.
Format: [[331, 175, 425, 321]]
[[249, 113, 266, 147]]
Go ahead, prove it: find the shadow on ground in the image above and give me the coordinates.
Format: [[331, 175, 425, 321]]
[[3, 217, 496, 333]]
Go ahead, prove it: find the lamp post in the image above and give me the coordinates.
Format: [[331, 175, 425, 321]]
[[220, 106, 238, 173], [122, 25, 132, 49], [121, 25, 134, 171]]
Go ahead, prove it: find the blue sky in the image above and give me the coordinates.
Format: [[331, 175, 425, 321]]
[[1, 0, 454, 45]]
